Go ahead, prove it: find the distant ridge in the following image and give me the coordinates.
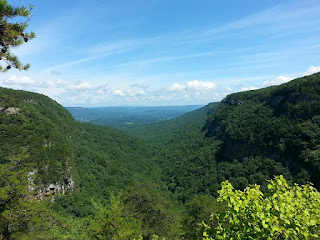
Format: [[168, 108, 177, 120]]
[[66, 105, 204, 129]]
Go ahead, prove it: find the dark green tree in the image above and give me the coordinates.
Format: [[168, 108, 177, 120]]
[[123, 183, 181, 239], [183, 194, 225, 240], [0, 160, 27, 239], [88, 193, 142, 240], [0, 0, 35, 71], [0, 158, 83, 239]]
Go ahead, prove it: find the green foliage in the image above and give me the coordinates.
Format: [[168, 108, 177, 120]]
[[0, 0, 35, 71], [123, 183, 181, 239], [216, 157, 293, 192], [88, 193, 142, 240], [203, 176, 320, 239], [205, 72, 320, 187], [0, 87, 76, 186], [3, 200, 88, 240], [0, 160, 27, 238], [51, 192, 94, 218], [183, 195, 225, 240], [69, 121, 165, 204], [126, 103, 218, 145], [127, 103, 222, 202], [0, 159, 86, 239], [1, 72, 320, 239], [0, 87, 176, 238]]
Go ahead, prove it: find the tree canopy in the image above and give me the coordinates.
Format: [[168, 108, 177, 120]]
[[203, 176, 320, 239], [0, 0, 35, 71]]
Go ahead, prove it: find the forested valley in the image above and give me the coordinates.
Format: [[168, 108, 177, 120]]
[[1, 72, 320, 239]]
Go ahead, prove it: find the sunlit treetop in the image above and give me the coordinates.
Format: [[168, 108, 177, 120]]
[[203, 175, 320, 240], [0, 0, 35, 72]]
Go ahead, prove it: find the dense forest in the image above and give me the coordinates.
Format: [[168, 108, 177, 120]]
[[1, 72, 320, 239]]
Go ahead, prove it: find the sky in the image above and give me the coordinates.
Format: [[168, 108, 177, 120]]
[[1, 0, 320, 107]]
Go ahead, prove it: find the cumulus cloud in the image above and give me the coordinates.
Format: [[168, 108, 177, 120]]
[[159, 95, 172, 101], [134, 90, 147, 96], [263, 75, 292, 87], [168, 83, 186, 91], [67, 82, 93, 91], [112, 89, 147, 97], [3, 75, 36, 86], [45, 79, 226, 106], [168, 80, 217, 92], [0, 74, 238, 106], [113, 89, 126, 96], [96, 84, 111, 94], [44, 79, 70, 87], [129, 82, 149, 89], [240, 86, 258, 91], [303, 65, 320, 76], [186, 80, 217, 90]]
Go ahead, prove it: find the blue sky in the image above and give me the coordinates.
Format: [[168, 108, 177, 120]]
[[1, 0, 320, 106]]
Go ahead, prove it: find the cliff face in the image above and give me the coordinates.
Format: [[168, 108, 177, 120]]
[[204, 72, 320, 187]]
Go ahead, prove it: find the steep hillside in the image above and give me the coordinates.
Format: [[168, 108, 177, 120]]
[[0, 87, 165, 202], [0, 87, 182, 239], [205, 72, 320, 187], [125, 73, 320, 202], [125, 103, 225, 201], [0, 87, 77, 191]]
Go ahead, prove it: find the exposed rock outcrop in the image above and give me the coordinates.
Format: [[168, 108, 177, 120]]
[[27, 169, 75, 201], [4, 107, 20, 115], [27, 170, 37, 191], [222, 97, 244, 106]]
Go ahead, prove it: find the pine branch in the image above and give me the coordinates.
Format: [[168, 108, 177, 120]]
[[0, 0, 35, 72]]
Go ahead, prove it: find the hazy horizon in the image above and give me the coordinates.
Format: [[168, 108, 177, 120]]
[[65, 104, 205, 108]]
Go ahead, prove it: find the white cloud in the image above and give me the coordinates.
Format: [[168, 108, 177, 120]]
[[113, 89, 126, 96], [168, 80, 217, 92], [96, 84, 111, 94], [3, 75, 36, 86], [48, 80, 226, 106], [112, 88, 147, 97], [263, 75, 292, 87], [168, 83, 186, 92], [135, 90, 147, 96], [240, 86, 258, 91], [130, 82, 149, 89], [44, 79, 70, 87], [67, 82, 93, 91], [303, 65, 320, 76], [159, 95, 172, 101], [261, 65, 320, 88], [186, 80, 217, 91]]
